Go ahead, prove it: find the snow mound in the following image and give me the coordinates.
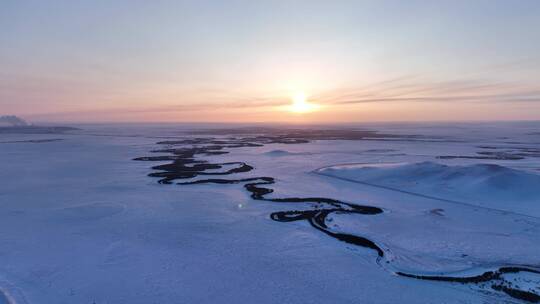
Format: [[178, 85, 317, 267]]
[[320, 161, 540, 215], [264, 150, 301, 157], [55, 203, 125, 221]]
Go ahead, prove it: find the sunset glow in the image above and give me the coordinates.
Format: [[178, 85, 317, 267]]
[[289, 92, 319, 113], [1, 1, 540, 123]]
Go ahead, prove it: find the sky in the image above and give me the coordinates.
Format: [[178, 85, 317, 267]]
[[1, 0, 540, 123]]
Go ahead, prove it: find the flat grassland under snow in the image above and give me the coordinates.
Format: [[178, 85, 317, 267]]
[[0, 122, 539, 303]]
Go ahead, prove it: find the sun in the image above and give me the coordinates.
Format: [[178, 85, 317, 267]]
[[289, 92, 319, 113]]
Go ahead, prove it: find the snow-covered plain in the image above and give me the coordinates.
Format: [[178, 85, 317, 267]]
[[0, 122, 539, 303]]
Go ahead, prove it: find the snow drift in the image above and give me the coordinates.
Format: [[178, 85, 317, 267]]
[[319, 161, 540, 215]]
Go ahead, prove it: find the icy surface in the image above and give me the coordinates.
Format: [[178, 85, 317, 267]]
[[0, 122, 539, 303]]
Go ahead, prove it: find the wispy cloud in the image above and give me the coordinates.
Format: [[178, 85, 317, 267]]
[[311, 78, 540, 106]]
